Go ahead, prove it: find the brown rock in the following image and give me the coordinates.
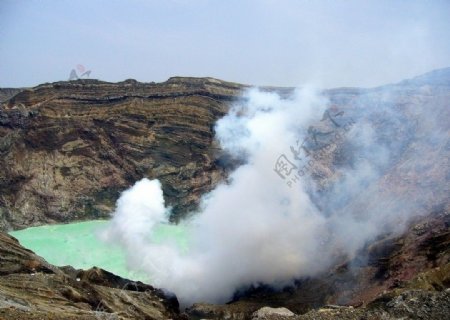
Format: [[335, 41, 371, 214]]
[[0, 231, 183, 319]]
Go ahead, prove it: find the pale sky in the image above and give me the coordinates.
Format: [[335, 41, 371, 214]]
[[1, 0, 449, 88]]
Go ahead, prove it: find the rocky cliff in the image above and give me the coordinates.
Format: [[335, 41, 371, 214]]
[[0, 77, 245, 230]]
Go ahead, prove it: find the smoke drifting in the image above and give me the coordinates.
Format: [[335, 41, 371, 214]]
[[99, 83, 442, 306]]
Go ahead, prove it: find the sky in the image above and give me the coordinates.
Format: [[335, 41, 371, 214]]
[[0, 0, 449, 88]]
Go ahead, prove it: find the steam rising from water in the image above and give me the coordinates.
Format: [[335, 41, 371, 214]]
[[100, 86, 435, 305]]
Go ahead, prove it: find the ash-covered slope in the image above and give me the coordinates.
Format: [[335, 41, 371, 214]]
[[0, 77, 244, 230], [318, 67, 450, 220]]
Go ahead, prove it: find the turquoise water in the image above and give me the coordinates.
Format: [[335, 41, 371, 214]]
[[9, 220, 187, 282]]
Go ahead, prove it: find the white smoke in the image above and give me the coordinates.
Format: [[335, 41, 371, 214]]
[[99, 86, 434, 306]]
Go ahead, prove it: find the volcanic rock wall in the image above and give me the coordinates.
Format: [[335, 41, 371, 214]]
[[0, 78, 244, 230]]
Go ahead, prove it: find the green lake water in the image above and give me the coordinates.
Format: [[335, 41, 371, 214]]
[[9, 220, 188, 282]]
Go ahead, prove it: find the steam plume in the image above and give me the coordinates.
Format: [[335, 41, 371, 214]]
[[100, 84, 443, 306]]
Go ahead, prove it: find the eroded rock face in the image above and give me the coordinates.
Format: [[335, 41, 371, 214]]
[[0, 78, 245, 230], [0, 231, 184, 320]]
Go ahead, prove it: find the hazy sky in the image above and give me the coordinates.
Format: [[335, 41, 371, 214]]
[[1, 0, 449, 88]]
